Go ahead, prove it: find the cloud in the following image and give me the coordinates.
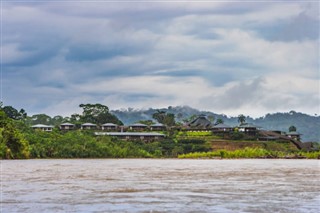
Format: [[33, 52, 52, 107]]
[[2, 1, 319, 118]]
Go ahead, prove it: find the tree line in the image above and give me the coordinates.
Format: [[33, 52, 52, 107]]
[[0, 103, 211, 159]]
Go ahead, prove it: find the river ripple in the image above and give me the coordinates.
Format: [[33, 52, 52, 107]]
[[1, 159, 320, 213]]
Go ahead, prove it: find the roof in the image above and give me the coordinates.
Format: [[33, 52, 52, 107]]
[[129, 123, 148, 127], [95, 132, 165, 137], [150, 123, 165, 127], [60, 122, 75, 126], [212, 123, 232, 129], [81, 123, 97, 126], [238, 123, 262, 128], [286, 131, 302, 136], [32, 124, 54, 128], [188, 115, 212, 128], [102, 123, 118, 126]]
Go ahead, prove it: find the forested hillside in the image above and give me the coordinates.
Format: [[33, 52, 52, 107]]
[[112, 106, 320, 142]]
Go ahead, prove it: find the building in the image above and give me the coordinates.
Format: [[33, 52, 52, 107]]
[[286, 131, 302, 141], [81, 123, 97, 130], [129, 123, 148, 131], [150, 123, 166, 131], [237, 123, 261, 136], [95, 132, 165, 141], [101, 123, 118, 131], [187, 114, 212, 130], [212, 123, 233, 132], [60, 122, 75, 131], [32, 124, 54, 132]]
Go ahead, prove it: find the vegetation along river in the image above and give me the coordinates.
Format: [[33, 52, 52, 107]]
[[2, 159, 320, 213]]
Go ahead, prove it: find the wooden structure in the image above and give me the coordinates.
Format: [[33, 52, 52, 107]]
[[129, 123, 148, 131], [95, 132, 165, 141], [81, 123, 97, 130], [150, 123, 166, 131], [212, 123, 233, 132], [60, 122, 75, 131], [32, 124, 54, 132], [101, 123, 118, 131], [286, 131, 302, 141]]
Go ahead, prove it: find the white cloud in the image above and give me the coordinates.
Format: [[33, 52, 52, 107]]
[[2, 1, 319, 118]]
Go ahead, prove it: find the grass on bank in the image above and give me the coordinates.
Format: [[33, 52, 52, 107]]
[[178, 148, 320, 159]]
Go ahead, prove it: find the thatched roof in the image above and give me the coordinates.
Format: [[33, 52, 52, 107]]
[[188, 115, 212, 128]]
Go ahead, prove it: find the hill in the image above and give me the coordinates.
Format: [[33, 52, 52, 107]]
[[111, 106, 320, 142]]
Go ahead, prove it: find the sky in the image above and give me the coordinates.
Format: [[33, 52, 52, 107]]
[[1, 0, 319, 118]]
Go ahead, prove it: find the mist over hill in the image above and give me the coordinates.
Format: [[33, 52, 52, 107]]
[[112, 106, 320, 142]]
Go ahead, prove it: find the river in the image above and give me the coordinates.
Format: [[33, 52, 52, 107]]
[[1, 159, 319, 213]]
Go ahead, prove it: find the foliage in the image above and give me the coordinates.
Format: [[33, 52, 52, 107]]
[[238, 114, 246, 124], [136, 120, 155, 126], [178, 148, 320, 159], [22, 130, 213, 158], [228, 132, 245, 140], [215, 118, 224, 125], [2, 106, 27, 120], [177, 139, 211, 153], [0, 110, 30, 159], [185, 131, 213, 137], [152, 110, 175, 126], [79, 103, 123, 125], [289, 125, 297, 132], [175, 131, 213, 137], [28, 114, 52, 125]]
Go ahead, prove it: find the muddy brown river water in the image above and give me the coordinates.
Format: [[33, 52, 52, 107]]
[[1, 159, 319, 212]]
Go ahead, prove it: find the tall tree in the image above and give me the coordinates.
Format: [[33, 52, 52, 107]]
[[238, 114, 246, 124], [152, 110, 175, 126], [152, 110, 166, 124], [79, 103, 123, 125], [3, 106, 27, 120]]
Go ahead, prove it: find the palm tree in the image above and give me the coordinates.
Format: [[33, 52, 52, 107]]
[[238, 114, 246, 124]]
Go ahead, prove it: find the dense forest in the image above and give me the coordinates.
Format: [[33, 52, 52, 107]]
[[1, 103, 319, 159]]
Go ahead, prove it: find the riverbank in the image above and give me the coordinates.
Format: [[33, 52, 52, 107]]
[[178, 148, 320, 159]]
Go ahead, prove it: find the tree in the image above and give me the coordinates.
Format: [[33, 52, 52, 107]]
[[0, 110, 30, 159], [70, 113, 81, 122], [30, 114, 52, 125], [215, 118, 224, 125], [79, 103, 123, 125], [163, 113, 175, 126], [152, 110, 166, 124], [176, 113, 183, 120], [152, 110, 175, 126], [289, 125, 297, 132], [238, 114, 246, 124], [3, 106, 27, 120], [137, 120, 155, 126]]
